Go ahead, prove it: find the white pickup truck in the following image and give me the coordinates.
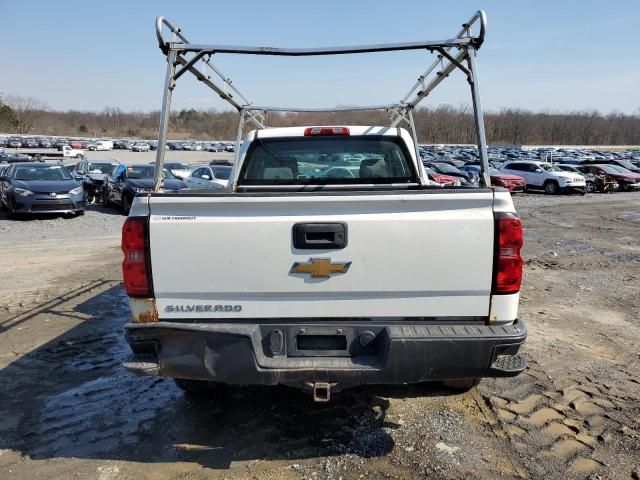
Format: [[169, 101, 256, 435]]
[[122, 125, 527, 400], [27, 145, 85, 160], [121, 11, 527, 402]]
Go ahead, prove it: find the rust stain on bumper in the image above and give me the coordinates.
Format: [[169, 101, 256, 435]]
[[128, 297, 158, 323]]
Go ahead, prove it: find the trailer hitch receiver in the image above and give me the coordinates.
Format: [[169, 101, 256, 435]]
[[307, 382, 335, 402]]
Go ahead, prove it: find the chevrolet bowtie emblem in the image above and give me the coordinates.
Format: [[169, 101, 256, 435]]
[[290, 258, 351, 278]]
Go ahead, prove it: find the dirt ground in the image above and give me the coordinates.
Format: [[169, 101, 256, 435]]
[[0, 192, 638, 480]]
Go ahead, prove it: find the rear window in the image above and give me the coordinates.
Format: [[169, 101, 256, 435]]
[[238, 136, 417, 185], [212, 166, 232, 180]]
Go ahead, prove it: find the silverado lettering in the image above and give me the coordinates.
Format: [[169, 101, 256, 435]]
[[165, 305, 242, 313]]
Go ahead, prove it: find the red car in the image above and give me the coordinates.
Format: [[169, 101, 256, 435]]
[[69, 140, 83, 150], [489, 167, 526, 193], [579, 164, 640, 191], [424, 166, 458, 186]]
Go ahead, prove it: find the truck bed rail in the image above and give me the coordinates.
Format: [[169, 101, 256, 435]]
[[151, 11, 491, 190]]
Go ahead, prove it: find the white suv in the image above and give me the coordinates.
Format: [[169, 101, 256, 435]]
[[500, 160, 586, 194]]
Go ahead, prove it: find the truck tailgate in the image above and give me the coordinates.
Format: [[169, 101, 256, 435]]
[[147, 192, 495, 319]]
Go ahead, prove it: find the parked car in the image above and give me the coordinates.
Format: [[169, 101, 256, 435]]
[[72, 159, 121, 203], [95, 140, 114, 151], [114, 140, 132, 150], [167, 142, 184, 151], [459, 164, 525, 192], [185, 165, 232, 188], [0, 153, 33, 163], [54, 139, 69, 149], [163, 162, 194, 179], [423, 166, 459, 186], [556, 164, 615, 193], [576, 164, 640, 191], [38, 138, 52, 148], [427, 162, 478, 186], [104, 164, 187, 214], [500, 160, 586, 194], [489, 167, 526, 192], [206, 142, 226, 152], [131, 142, 151, 152], [0, 162, 85, 216], [603, 165, 640, 190], [8, 137, 22, 148]]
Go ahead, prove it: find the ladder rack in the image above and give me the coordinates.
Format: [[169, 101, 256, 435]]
[[152, 11, 491, 189]]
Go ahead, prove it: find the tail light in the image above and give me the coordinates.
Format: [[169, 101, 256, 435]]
[[304, 127, 350, 136], [492, 212, 523, 295], [122, 217, 153, 297]]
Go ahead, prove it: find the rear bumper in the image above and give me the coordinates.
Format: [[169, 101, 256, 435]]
[[124, 319, 527, 389]]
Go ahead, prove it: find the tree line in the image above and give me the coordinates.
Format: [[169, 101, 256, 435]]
[[1, 95, 639, 145]]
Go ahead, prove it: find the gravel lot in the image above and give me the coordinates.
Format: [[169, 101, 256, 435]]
[[0, 191, 638, 480]]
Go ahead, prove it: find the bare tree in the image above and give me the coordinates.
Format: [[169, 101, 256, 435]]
[[2, 94, 639, 144], [4, 95, 48, 134]]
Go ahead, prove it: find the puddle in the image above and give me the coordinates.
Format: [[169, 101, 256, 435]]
[[523, 408, 564, 426], [543, 422, 575, 438], [507, 394, 543, 414], [548, 439, 590, 459], [570, 457, 602, 474]]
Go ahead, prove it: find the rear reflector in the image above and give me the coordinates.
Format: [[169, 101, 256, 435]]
[[122, 217, 153, 297], [304, 127, 350, 136], [492, 212, 523, 295]]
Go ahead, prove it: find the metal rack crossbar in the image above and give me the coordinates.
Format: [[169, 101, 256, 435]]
[[152, 11, 491, 190]]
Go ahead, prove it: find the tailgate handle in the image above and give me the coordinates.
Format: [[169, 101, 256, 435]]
[[293, 223, 347, 250]]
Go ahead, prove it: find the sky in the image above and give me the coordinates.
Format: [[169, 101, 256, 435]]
[[1, 0, 639, 114]]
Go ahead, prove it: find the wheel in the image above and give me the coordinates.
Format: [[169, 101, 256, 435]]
[[75, 154, 83, 158], [544, 180, 559, 195], [441, 379, 481, 391], [121, 195, 132, 215], [585, 181, 595, 193], [174, 378, 223, 396], [86, 192, 95, 204]]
